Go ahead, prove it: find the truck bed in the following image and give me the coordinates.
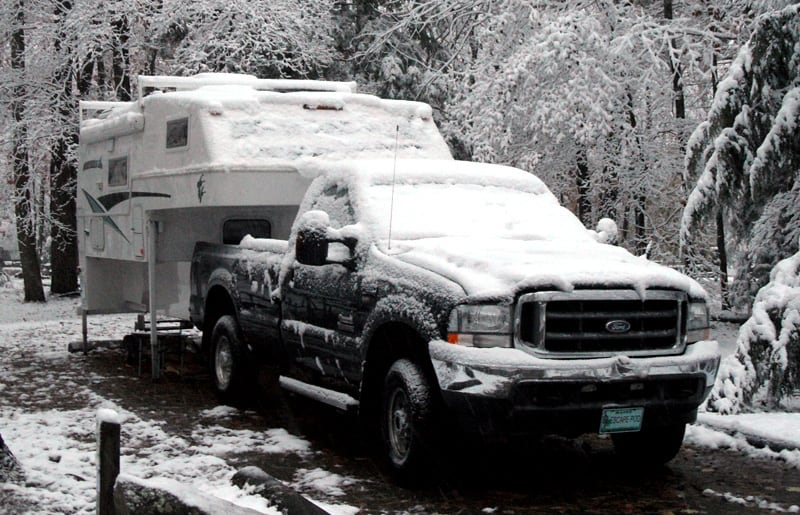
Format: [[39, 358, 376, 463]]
[[191, 239, 287, 346]]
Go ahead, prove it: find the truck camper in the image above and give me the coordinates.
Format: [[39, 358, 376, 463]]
[[79, 74, 719, 477], [77, 73, 452, 376]]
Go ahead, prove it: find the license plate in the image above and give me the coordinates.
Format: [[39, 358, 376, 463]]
[[599, 407, 644, 434]]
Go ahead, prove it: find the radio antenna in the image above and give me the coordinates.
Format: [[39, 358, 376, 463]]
[[388, 125, 400, 250]]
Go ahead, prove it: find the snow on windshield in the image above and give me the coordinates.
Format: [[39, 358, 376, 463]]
[[361, 181, 592, 242], [332, 159, 592, 243]]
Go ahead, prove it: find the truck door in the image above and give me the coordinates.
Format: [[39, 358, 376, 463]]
[[235, 252, 282, 348], [282, 184, 365, 393]]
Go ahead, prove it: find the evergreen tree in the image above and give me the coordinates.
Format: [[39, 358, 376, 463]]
[[707, 237, 800, 413], [682, 4, 800, 309]]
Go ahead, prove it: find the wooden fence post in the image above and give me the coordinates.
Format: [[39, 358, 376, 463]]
[[96, 409, 121, 515]]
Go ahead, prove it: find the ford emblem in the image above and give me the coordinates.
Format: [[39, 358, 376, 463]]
[[606, 320, 632, 333]]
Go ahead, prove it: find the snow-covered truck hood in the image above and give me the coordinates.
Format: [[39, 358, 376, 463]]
[[387, 237, 707, 301]]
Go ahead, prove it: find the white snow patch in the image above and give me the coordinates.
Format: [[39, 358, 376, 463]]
[[686, 424, 800, 469], [97, 408, 122, 425], [292, 467, 359, 497], [200, 406, 244, 419], [703, 488, 800, 512], [698, 412, 800, 452]]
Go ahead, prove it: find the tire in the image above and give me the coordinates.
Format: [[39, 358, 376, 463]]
[[381, 359, 437, 481], [612, 423, 686, 467], [210, 315, 248, 401]]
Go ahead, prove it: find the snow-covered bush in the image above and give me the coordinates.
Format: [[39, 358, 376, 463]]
[[707, 239, 800, 413]]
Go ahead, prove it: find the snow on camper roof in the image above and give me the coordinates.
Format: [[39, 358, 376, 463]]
[[136, 73, 358, 96], [79, 74, 452, 173]]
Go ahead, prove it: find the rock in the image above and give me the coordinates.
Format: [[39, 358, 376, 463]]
[[0, 432, 25, 484], [232, 466, 329, 515]]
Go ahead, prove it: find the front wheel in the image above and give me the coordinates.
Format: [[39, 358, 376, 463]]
[[381, 359, 438, 481], [612, 423, 686, 467], [210, 315, 248, 401]]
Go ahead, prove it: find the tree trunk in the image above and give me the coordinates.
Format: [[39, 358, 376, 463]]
[[49, 0, 79, 294], [112, 15, 132, 101], [96, 49, 107, 92], [11, 0, 45, 302], [716, 208, 730, 310], [50, 140, 79, 294], [599, 161, 619, 221], [710, 56, 731, 310], [664, 0, 686, 120], [576, 147, 592, 226], [634, 194, 647, 256], [625, 91, 648, 255]]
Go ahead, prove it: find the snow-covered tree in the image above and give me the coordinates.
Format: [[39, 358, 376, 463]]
[[707, 237, 800, 413], [357, 0, 795, 269], [441, 1, 728, 260], [682, 4, 800, 309], [150, 0, 337, 78], [1, 0, 45, 301]]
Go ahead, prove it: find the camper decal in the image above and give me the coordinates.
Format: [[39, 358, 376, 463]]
[[197, 174, 206, 203], [95, 191, 171, 211], [82, 190, 172, 243]]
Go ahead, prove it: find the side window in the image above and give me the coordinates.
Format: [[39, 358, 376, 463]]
[[311, 185, 355, 229], [108, 156, 128, 187], [223, 219, 271, 245], [166, 117, 189, 149]]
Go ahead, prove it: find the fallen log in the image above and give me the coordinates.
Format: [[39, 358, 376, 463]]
[[232, 466, 329, 515], [114, 474, 263, 515]]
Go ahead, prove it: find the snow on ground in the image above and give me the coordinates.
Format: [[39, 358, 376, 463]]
[[0, 278, 358, 514], [2, 276, 800, 513]]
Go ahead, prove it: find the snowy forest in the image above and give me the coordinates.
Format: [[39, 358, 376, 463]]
[[0, 1, 799, 408]]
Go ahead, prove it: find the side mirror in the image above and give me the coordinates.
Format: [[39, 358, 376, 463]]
[[295, 211, 330, 266], [594, 218, 618, 245]]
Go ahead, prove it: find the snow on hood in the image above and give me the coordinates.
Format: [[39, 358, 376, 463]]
[[386, 236, 707, 301]]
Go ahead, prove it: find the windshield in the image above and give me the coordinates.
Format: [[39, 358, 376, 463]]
[[360, 182, 593, 243]]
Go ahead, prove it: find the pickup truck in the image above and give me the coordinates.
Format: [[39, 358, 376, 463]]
[[190, 158, 720, 477]]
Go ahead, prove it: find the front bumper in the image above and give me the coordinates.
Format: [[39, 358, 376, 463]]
[[429, 339, 720, 437]]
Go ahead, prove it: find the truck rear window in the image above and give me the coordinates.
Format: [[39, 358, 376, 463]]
[[223, 219, 271, 244]]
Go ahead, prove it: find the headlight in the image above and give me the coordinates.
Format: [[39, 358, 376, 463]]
[[447, 304, 512, 348], [687, 301, 710, 343]]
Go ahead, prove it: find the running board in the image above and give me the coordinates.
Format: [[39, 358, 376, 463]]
[[279, 376, 359, 412]]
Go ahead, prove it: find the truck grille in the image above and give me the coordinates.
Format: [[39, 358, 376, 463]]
[[515, 290, 687, 358]]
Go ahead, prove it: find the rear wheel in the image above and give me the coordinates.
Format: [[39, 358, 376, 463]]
[[210, 315, 248, 401], [612, 423, 686, 467], [381, 359, 437, 481]]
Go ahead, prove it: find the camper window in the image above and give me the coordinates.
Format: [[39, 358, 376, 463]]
[[108, 156, 128, 187], [223, 219, 271, 245], [166, 117, 189, 149]]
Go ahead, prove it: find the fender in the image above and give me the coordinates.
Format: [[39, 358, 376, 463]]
[[361, 294, 442, 359], [202, 268, 240, 323], [357, 295, 447, 411]]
